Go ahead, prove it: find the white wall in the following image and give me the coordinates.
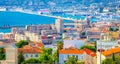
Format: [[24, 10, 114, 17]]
[[59, 54, 85, 64], [97, 40, 118, 50], [63, 40, 84, 49]]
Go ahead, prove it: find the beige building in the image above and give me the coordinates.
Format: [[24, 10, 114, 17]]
[[15, 31, 41, 42], [97, 47, 120, 64], [0, 45, 18, 64], [25, 31, 40, 42], [15, 33, 28, 42]]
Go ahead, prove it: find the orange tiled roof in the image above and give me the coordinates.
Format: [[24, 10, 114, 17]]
[[59, 48, 84, 54], [102, 47, 120, 56], [18, 47, 41, 53], [59, 47, 96, 57], [36, 43, 44, 47], [83, 48, 96, 57], [18, 44, 42, 53], [23, 45, 33, 49]]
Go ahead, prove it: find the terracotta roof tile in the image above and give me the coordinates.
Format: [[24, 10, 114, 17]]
[[18, 47, 41, 53], [36, 43, 44, 47], [59, 48, 84, 54], [23, 45, 32, 49], [102, 47, 120, 56], [83, 48, 96, 57]]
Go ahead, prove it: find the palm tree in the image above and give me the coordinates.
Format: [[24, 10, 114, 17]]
[[57, 41, 63, 50]]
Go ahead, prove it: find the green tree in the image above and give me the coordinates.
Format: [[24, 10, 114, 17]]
[[81, 32, 86, 35], [22, 58, 39, 64], [109, 27, 114, 31], [80, 45, 96, 52], [53, 49, 59, 63], [102, 58, 113, 64], [16, 40, 29, 48], [57, 41, 63, 50], [65, 56, 78, 64], [102, 56, 120, 64], [38, 48, 53, 64], [112, 53, 115, 61], [18, 52, 24, 64], [114, 28, 119, 32], [0, 48, 5, 60], [109, 27, 119, 32]]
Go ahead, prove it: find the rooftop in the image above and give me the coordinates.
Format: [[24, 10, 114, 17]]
[[102, 47, 120, 56], [59, 47, 84, 54], [59, 47, 96, 57]]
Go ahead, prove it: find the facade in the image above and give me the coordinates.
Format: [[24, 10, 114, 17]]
[[55, 18, 64, 34], [84, 48, 96, 64], [87, 27, 101, 42], [59, 48, 96, 64], [97, 33, 118, 51], [6, 45, 18, 64], [40, 35, 53, 45], [18, 43, 44, 60], [0, 45, 18, 64], [41, 30, 57, 35], [59, 48, 85, 64], [26, 25, 52, 34], [25, 31, 40, 42], [15, 33, 28, 42], [62, 32, 80, 39], [63, 39, 85, 49]]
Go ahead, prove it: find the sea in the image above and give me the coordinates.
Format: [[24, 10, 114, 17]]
[[0, 11, 96, 33]]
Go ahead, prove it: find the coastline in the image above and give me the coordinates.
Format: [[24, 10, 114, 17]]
[[4, 10, 77, 21], [0, 11, 76, 33]]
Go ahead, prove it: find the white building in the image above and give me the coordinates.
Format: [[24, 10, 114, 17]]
[[62, 33, 80, 39], [59, 48, 85, 64], [59, 48, 96, 64], [55, 18, 64, 34], [97, 33, 118, 51], [63, 39, 85, 49]]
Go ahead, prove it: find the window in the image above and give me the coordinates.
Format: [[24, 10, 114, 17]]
[[67, 55, 69, 58], [26, 54, 28, 58], [35, 54, 38, 57], [30, 54, 33, 57], [76, 55, 78, 60], [73, 55, 75, 57]]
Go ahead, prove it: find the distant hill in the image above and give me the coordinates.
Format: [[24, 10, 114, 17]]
[[0, 0, 119, 6]]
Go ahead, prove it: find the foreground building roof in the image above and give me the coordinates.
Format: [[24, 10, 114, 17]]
[[102, 47, 120, 56], [59, 47, 96, 57]]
